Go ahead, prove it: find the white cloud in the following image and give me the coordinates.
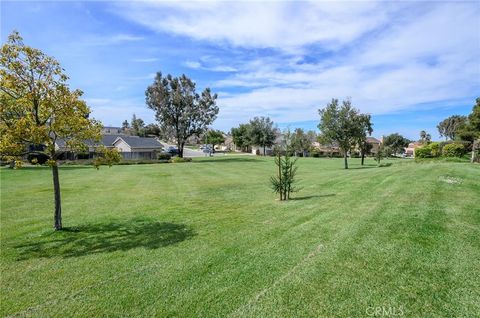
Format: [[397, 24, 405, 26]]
[[132, 58, 159, 62], [110, 1, 480, 130], [114, 1, 392, 51]]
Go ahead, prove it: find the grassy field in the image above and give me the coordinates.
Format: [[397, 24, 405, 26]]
[[1, 157, 479, 317]]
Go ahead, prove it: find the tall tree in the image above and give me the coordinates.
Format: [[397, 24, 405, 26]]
[[437, 115, 467, 140], [206, 129, 225, 153], [231, 123, 252, 152], [291, 128, 313, 157], [131, 114, 146, 137], [419, 130, 431, 144], [248, 116, 276, 156], [355, 114, 373, 166], [144, 123, 161, 137], [122, 120, 130, 130], [318, 98, 366, 169], [146, 72, 218, 158], [0, 32, 118, 230], [383, 133, 410, 156]]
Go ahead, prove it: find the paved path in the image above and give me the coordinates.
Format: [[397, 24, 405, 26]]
[[160, 141, 225, 157]]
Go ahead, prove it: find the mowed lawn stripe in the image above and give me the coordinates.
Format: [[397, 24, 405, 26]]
[[1, 157, 478, 317]]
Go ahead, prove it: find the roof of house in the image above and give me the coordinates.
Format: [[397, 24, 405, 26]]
[[366, 137, 381, 144], [113, 136, 163, 149], [56, 134, 163, 150]]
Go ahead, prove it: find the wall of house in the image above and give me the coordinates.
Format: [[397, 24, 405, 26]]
[[113, 139, 132, 152]]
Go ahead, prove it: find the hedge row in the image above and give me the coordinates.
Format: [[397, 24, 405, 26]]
[[415, 142, 467, 158]]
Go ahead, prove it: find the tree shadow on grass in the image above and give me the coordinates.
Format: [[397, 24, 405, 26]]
[[14, 217, 195, 260], [289, 194, 336, 201], [193, 157, 261, 163]]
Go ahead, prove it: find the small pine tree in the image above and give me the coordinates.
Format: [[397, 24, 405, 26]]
[[270, 131, 300, 200]]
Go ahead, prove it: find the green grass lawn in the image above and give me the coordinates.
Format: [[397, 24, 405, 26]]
[[1, 157, 479, 317]]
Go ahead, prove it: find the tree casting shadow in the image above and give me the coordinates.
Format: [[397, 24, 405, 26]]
[[14, 217, 195, 260], [289, 194, 336, 201], [194, 157, 260, 163]]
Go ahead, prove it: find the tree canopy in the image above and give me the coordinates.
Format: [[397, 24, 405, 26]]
[[383, 133, 410, 155], [437, 115, 467, 140], [206, 129, 225, 152], [318, 98, 371, 169], [145, 72, 219, 157], [0, 31, 118, 230], [248, 116, 276, 156], [291, 128, 316, 157], [231, 123, 252, 152]]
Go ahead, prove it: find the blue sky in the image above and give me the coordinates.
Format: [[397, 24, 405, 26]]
[[1, 1, 479, 140]]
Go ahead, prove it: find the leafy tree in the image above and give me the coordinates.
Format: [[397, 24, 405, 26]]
[[383, 133, 410, 155], [122, 120, 130, 130], [0, 32, 119, 230], [355, 114, 373, 165], [144, 123, 161, 137], [419, 130, 431, 144], [231, 123, 252, 152], [206, 129, 225, 153], [292, 128, 314, 157], [359, 141, 373, 166], [146, 72, 218, 158], [437, 115, 467, 140], [131, 114, 146, 137], [248, 116, 276, 156], [375, 144, 389, 165], [318, 98, 367, 169]]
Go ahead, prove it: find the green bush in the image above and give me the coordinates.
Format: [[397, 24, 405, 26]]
[[442, 143, 465, 157], [415, 142, 441, 158], [415, 146, 431, 158], [429, 142, 441, 157], [157, 152, 172, 160], [170, 157, 192, 163]]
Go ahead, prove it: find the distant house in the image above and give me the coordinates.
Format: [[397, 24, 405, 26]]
[[55, 134, 163, 160], [405, 142, 422, 157], [312, 141, 342, 156], [112, 136, 163, 160], [366, 137, 381, 154], [102, 126, 125, 135]]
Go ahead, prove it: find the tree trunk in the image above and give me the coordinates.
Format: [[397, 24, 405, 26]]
[[263, 145, 266, 156], [52, 163, 62, 230], [344, 152, 348, 169], [278, 152, 282, 201], [178, 141, 184, 158], [361, 151, 365, 166], [472, 139, 479, 163]]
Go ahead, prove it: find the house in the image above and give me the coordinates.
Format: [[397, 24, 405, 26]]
[[312, 141, 342, 156], [54, 134, 164, 160], [112, 136, 163, 159], [102, 126, 125, 135], [366, 137, 381, 154], [405, 142, 422, 157]]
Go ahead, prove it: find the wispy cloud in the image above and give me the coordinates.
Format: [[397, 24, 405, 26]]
[[111, 1, 479, 127], [132, 57, 159, 63]]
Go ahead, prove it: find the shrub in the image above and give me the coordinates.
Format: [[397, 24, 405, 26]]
[[415, 142, 441, 158], [170, 157, 192, 163], [428, 142, 441, 157], [27, 153, 49, 164], [442, 143, 465, 157], [157, 152, 172, 160], [415, 146, 432, 158]]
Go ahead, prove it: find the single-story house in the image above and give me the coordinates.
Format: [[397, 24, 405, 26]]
[[55, 134, 164, 160], [366, 137, 381, 154], [112, 136, 163, 159], [405, 142, 422, 157]]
